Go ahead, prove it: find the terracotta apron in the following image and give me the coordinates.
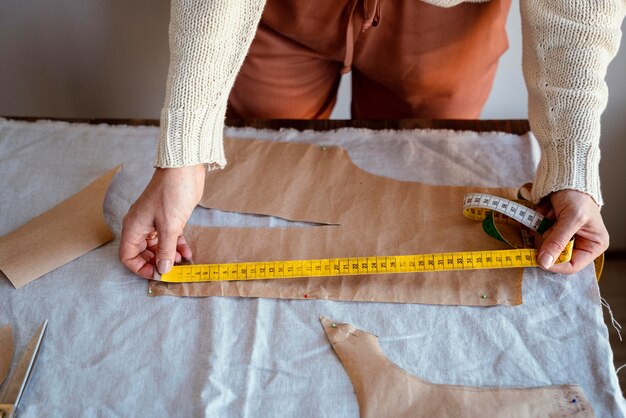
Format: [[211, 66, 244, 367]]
[[228, 0, 511, 119]]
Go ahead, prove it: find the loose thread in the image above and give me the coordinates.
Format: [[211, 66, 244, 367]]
[[601, 297, 622, 342], [616, 364, 626, 375]]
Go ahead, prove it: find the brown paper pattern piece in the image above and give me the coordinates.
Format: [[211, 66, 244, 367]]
[[150, 139, 522, 306], [0, 324, 13, 388], [321, 317, 594, 417], [0, 166, 120, 288]]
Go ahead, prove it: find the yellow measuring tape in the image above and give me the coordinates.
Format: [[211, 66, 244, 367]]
[[158, 193, 575, 283]]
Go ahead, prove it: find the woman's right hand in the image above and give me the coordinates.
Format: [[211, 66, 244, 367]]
[[119, 164, 205, 279]]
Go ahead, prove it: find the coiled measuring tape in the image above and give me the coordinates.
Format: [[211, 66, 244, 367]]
[[157, 192, 579, 283]]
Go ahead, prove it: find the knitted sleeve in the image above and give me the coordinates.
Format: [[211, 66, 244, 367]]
[[520, 0, 626, 206], [155, 0, 266, 169]]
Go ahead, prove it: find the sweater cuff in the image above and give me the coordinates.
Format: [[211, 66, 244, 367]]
[[531, 137, 603, 206], [155, 103, 227, 170]]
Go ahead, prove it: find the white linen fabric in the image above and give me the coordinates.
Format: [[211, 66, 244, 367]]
[[0, 119, 623, 417]]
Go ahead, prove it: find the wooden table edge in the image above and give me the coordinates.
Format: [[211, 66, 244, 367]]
[[1, 116, 530, 135]]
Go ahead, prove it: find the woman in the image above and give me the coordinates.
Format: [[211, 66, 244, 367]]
[[119, 0, 624, 278]]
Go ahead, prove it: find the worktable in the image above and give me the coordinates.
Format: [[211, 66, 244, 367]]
[[0, 117, 623, 417]]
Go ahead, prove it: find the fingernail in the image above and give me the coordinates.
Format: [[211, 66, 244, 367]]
[[539, 253, 554, 269], [157, 260, 172, 274]]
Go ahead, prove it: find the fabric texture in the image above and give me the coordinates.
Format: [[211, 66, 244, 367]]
[[520, 0, 626, 206], [1, 119, 624, 417], [155, 0, 265, 169], [156, 0, 626, 206]]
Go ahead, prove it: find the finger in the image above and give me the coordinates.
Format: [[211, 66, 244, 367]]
[[121, 254, 155, 279], [146, 231, 159, 248], [547, 232, 605, 274], [120, 215, 155, 278], [147, 244, 182, 263], [547, 248, 597, 274], [119, 228, 148, 263], [155, 224, 181, 274], [140, 249, 155, 263], [537, 217, 581, 270], [176, 235, 193, 261], [135, 261, 155, 279]]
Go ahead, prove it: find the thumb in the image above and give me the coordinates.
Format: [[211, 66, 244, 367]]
[[537, 216, 579, 269], [155, 224, 181, 274]]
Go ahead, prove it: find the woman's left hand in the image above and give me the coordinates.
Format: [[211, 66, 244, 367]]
[[536, 189, 609, 274]]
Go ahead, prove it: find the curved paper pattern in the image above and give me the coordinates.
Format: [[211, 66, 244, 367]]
[[151, 139, 521, 306], [320, 317, 594, 417], [0, 166, 121, 288], [0, 324, 13, 388]]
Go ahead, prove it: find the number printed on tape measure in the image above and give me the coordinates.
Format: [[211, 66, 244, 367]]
[[158, 245, 570, 283], [463, 192, 547, 231], [156, 194, 572, 284]]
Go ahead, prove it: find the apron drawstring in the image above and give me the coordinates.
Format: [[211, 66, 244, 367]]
[[341, 0, 381, 74], [362, 0, 382, 31]]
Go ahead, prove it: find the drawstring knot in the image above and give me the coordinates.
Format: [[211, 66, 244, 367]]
[[342, 0, 382, 74]]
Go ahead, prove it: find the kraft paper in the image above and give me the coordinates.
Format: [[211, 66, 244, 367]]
[[0, 325, 12, 388], [150, 139, 522, 306], [0, 166, 120, 288], [321, 317, 594, 417]]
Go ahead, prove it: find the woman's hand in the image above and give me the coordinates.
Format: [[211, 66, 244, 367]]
[[119, 165, 205, 279], [536, 189, 609, 274]]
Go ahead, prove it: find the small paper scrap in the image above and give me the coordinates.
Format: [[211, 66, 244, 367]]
[[0, 166, 121, 288]]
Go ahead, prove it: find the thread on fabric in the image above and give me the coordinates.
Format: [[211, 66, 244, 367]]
[[601, 297, 622, 342], [615, 364, 626, 375]]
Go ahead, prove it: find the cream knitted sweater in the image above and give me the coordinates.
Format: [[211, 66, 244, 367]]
[[156, 0, 626, 206]]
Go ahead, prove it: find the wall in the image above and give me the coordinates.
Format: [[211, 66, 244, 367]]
[[1, 1, 624, 249], [0, 2, 170, 118]]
